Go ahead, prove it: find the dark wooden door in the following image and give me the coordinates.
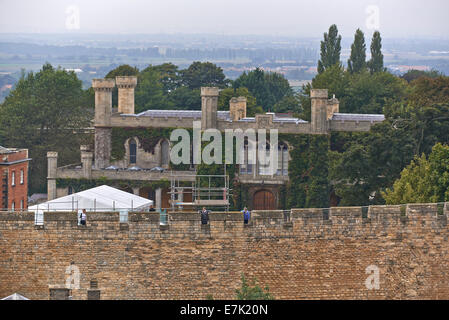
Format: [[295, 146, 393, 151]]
[[253, 190, 276, 210]]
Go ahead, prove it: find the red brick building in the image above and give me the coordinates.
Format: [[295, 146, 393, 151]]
[[0, 146, 31, 211]]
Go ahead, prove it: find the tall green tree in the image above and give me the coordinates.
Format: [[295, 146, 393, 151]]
[[217, 87, 263, 116], [135, 67, 171, 113], [180, 62, 228, 89], [105, 64, 139, 108], [348, 29, 367, 74], [0, 63, 92, 193], [317, 24, 342, 74], [234, 68, 293, 111], [382, 143, 449, 204], [368, 31, 384, 73]]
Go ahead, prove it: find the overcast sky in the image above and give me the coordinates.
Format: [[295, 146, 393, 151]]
[[0, 0, 448, 38]]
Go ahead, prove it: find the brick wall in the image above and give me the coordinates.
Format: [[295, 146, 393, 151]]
[[0, 204, 448, 300]]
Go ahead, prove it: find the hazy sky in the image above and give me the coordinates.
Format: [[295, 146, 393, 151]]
[[1, 0, 448, 38]]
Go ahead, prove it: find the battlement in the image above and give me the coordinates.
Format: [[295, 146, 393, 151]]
[[1, 203, 448, 235], [115, 76, 137, 88], [92, 78, 115, 90], [2, 204, 448, 300], [200, 87, 219, 97]]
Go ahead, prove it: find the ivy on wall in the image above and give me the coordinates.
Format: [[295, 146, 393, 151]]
[[280, 134, 330, 209], [111, 127, 173, 161], [107, 127, 331, 209], [56, 177, 170, 193]]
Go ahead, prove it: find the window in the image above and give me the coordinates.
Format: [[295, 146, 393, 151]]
[[161, 140, 170, 166], [20, 169, 24, 184], [11, 171, 15, 186], [258, 144, 272, 176], [240, 139, 254, 175], [276, 144, 289, 176], [129, 139, 137, 164], [20, 199, 24, 210], [11, 201, 15, 211]]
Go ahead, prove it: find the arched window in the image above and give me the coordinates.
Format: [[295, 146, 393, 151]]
[[258, 143, 272, 175], [129, 139, 137, 164], [277, 143, 289, 176], [240, 137, 254, 175]]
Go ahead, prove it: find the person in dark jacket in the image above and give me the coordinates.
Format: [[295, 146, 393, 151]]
[[199, 207, 210, 225]]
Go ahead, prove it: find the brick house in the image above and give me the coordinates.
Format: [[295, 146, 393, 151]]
[[0, 146, 31, 211]]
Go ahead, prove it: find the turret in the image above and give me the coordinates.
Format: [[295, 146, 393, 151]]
[[80, 145, 93, 179], [229, 97, 247, 121], [92, 78, 115, 127], [311, 89, 329, 133], [116, 76, 137, 114], [201, 87, 219, 130]]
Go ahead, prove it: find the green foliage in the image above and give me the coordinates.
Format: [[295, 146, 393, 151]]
[[168, 87, 201, 111], [111, 127, 173, 161], [281, 134, 330, 209], [181, 61, 228, 89], [401, 69, 443, 83], [368, 31, 384, 74], [317, 24, 342, 74], [218, 87, 263, 116], [272, 94, 302, 114], [0, 63, 92, 193], [348, 29, 367, 74], [235, 274, 274, 300], [383, 143, 449, 204], [135, 67, 171, 113], [143, 63, 181, 93], [105, 64, 139, 78], [234, 68, 293, 112]]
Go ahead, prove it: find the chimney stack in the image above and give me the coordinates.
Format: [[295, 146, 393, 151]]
[[201, 87, 219, 130], [229, 97, 247, 121], [310, 89, 329, 133], [116, 76, 137, 114]]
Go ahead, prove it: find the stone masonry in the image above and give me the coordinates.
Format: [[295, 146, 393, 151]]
[[0, 203, 448, 300]]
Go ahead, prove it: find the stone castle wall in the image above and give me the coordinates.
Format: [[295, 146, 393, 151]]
[[0, 204, 448, 300]]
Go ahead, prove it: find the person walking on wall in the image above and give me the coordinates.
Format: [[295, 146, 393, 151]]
[[199, 207, 210, 225], [80, 209, 87, 226], [242, 207, 251, 224]]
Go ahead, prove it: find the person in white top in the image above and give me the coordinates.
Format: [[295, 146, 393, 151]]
[[80, 209, 87, 226]]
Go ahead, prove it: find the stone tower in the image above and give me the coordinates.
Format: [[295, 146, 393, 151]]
[[201, 87, 219, 130], [116, 76, 137, 114], [311, 89, 329, 134], [229, 97, 247, 121], [92, 78, 115, 169]]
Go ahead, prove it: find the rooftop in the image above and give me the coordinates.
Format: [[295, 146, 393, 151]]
[[122, 110, 309, 124], [331, 113, 385, 122]]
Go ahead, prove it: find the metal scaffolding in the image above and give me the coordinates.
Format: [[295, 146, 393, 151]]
[[169, 173, 231, 211]]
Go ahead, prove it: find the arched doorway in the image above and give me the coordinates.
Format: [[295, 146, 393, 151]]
[[253, 189, 276, 210]]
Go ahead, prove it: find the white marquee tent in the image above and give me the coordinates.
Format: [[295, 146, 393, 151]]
[[29, 185, 154, 224]]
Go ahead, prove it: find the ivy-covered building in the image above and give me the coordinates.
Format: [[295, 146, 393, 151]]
[[47, 76, 384, 210]]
